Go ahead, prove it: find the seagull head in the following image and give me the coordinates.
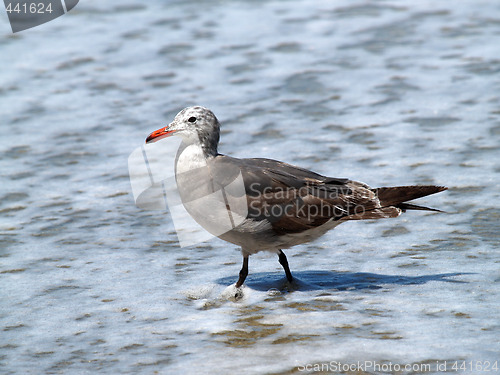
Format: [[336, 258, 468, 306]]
[[146, 106, 221, 156]]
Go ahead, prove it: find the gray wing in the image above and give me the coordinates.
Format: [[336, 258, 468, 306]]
[[209, 155, 383, 234]]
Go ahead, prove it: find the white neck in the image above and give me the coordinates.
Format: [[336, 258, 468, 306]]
[[175, 142, 210, 175]]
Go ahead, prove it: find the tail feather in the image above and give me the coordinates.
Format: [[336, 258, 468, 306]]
[[374, 185, 447, 212]]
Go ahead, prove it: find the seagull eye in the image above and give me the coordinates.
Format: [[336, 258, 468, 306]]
[[188, 116, 197, 123]]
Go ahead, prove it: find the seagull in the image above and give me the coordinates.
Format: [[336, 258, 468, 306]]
[[146, 106, 447, 288]]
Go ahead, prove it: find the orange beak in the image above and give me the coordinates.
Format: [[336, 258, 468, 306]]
[[145, 125, 177, 144]]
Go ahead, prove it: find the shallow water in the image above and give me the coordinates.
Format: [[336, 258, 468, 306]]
[[1, 1, 499, 374]]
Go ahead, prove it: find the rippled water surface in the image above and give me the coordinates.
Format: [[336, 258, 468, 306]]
[[1, 1, 499, 374]]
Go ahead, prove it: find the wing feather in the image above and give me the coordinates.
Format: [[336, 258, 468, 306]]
[[207, 155, 445, 236]]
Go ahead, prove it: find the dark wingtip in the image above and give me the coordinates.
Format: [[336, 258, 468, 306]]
[[395, 186, 448, 213], [397, 202, 448, 213]]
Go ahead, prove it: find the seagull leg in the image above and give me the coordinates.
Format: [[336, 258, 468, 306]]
[[235, 255, 249, 288], [278, 250, 294, 283]]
